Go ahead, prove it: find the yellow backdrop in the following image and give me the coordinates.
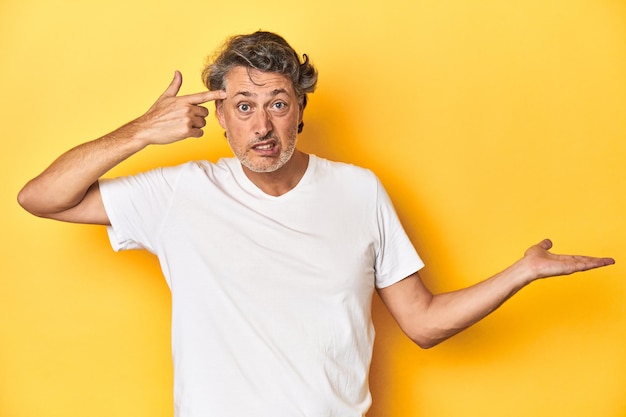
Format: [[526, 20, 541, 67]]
[[1, 0, 624, 416]]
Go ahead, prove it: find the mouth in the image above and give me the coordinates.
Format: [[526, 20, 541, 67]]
[[250, 139, 279, 155], [253, 142, 275, 150]]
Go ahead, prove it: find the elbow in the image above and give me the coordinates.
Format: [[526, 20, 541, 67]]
[[17, 186, 36, 215], [404, 325, 457, 349], [409, 334, 444, 350], [416, 340, 440, 350], [17, 184, 49, 218]]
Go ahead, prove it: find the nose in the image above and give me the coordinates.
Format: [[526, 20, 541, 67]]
[[253, 108, 273, 138]]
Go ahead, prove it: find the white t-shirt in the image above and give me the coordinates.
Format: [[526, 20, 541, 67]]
[[99, 155, 423, 417]]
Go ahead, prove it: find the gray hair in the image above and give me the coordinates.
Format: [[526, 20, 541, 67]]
[[202, 31, 318, 133]]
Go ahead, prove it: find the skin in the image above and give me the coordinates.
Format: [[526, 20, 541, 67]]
[[378, 238, 614, 348], [215, 66, 309, 196], [17, 69, 615, 349], [17, 71, 224, 224]]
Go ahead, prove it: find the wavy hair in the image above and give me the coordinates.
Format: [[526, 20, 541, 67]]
[[202, 31, 318, 133]]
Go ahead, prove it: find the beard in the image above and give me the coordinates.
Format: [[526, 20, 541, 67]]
[[234, 126, 298, 173]]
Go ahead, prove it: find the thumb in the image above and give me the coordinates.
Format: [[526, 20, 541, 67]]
[[537, 238, 553, 251], [159, 70, 183, 99]]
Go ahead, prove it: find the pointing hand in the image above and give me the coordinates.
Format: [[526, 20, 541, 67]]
[[131, 71, 226, 145]]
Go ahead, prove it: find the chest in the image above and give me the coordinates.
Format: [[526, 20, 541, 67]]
[[157, 182, 378, 301]]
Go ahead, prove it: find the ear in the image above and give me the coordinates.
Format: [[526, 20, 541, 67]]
[[215, 100, 226, 129]]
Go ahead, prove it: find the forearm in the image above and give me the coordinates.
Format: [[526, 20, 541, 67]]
[[416, 260, 533, 347], [18, 124, 147, 217], [19, 72, 225, 219], [380, 239, 614, 349]]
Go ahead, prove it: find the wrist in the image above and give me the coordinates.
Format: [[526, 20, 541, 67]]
[[111, 119, 153, 151], [509, 256, 539, 287]]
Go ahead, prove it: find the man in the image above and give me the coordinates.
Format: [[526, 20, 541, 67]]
[[18, 31, 614, 416]]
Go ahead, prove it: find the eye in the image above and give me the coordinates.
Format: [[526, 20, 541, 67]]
[[237, 103, 251, 112], [272, 101, 287, 110]]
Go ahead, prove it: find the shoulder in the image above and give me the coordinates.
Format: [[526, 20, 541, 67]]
[[147, 158, 237, 182], [312, 155, 379, 184], [309, 155, 383, 201], [101, 159, 230, 191]]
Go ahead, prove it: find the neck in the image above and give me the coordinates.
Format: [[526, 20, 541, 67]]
[[241, 151, 310, 196]]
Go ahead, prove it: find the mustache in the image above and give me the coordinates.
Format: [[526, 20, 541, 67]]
[[253, 132, 277, 142]]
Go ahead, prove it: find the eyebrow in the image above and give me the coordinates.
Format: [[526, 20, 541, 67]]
[[233, 88, 289, 98]]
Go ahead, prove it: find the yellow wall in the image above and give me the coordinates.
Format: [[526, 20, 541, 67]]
[[2, 0, 624, 416]]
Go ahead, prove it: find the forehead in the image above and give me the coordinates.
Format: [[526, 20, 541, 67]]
[[223, 66, 296, 96]]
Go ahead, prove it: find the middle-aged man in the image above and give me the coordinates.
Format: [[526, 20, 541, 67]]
[[17, 31, 615, 416]]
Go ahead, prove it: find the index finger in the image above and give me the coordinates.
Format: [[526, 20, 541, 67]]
[[182, 90, 227, 105]]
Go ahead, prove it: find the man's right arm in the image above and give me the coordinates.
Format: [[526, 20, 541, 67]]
[[17, 71, 226, 225], [17, 132, 147, 225]]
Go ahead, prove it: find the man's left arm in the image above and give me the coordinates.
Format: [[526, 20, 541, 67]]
[[377, 239, 615, 349]]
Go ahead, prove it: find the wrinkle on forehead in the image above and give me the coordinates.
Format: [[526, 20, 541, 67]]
[[224, 66, 294, 96], [235, 88, 289, 98]]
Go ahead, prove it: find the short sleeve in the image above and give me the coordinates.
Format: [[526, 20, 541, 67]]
[[99, 166, 182, 253], [373, 178, 424, 288]]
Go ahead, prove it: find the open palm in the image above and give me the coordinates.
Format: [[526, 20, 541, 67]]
[[523, 239, 614, 280]]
